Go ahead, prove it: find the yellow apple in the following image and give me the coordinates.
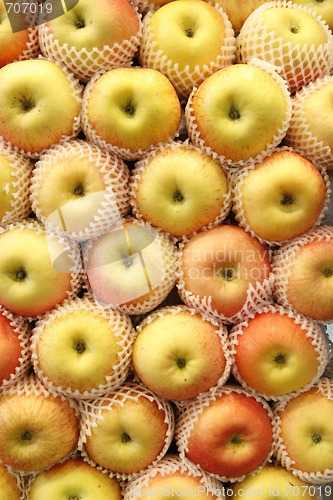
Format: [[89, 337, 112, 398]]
[[0, 464, 21, 499], [212, 0, 268, 35], [186, 63, 290, 166], [140, 0, 236, 96], [81, 67, 181, 160], [232, 148, 327, 242], [292, 0, 333, 32], [131, 142, 230, 237]]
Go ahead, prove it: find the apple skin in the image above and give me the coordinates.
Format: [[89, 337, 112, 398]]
[[237, 2, 333, 93], [180, 224, 272, 320], [275, 380, 333, 477], [131, 142, 230, 238], [84, 218, 177, 314], [0, 0, 39, 68], [0, 221, 81, 318], [81, 67, 181, 160], [0, 463, 21, 499], [273, 226, 333, 321], [230, 308, 327, 397], [0, 310, 27, 386], [42, 0, 140, 51], [0, 387, 80, 473], [285, 76, 333, 169], [132, 306, 229, 401], [32, 296, 134, 396], [178, 388, 273, 480], [80, 383, 174, 475], [0, 59, 82, 156], [232, 464, 315, 499], [211, 0, 268, 35], [28, 457, 122, 500], [290, 0, 333, 32], [233, 149, 327, 242], [186, 63, 290, 166]]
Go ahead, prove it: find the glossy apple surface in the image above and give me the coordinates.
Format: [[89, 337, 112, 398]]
[[82, 67, 181, 158], [0, 312, 24, 384], [212, 0, 267, 34], [292, 0, 333, 32], [83, 389, 171, 473], [29, 458, 122, 500], [184, 390, 273, 479], [277, 386, 333, 473], [132, 308, 228, 400], [181, 224, 271, 318], [132, 144, 229, 237], [231, 310, 324, 396], [0, 391, 79, 472], [0, 59, 81, 154], [187, 64, 289, 164], [236, 149, 326, 242]]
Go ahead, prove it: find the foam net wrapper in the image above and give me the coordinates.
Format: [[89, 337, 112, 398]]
[[273, 377, 333, 484], [78, 381, 175, 482], [236, 0, 333, 95], [230, 145, 331, 246], [139, 2, 236, 98], [272, 225, 333, 324], [0, 306, 31, 389], [229, 303, 330, 402], [0, 374, 80, 477], [175, 385, 275, 483], [18, 27, 40, 62], [134, 304, 232, 406], [30, 295, 135, 400], [185, 58, 291, 169], [1, 56, 83, 161], [0, 464, 26, 500], [177, 234, 274, 326], [124, 454, 226, 500], [130, 140, 232, 239], [285, 75, 333, 169], [0, 219, 83, 321], [80, 72, 182, 162], [0, 142, 33, 226], [31, 139, 131, 241], [83, 217, 180, 316], [38, 8, 142, 83]]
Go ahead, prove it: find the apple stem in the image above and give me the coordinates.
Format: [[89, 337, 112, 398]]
[[229, 107, 240, 120], [176, 357, 186, 369], [121, 432, 131, 443], [21, 431, 32, 441], [312, 433, 322, 444]]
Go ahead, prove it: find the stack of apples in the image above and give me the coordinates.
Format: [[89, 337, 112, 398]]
[[1, 0, 333, 498]]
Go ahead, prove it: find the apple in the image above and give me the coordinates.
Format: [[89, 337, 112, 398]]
[[0, 0, 39, 68], [185, 62, 291, 167], [0, 463, 22, 499], [211, 0, 268, 35], [0, 58, 82, 157], [291, 0, 333, 32], [83, 217, 178, 315], [31, 295, 135, 398], [285, 75, 333, 169], [178, 224, 272, 322], [0, 306, 30, 387], [79, 382, 175, 477], [273, 225, 333, 321], [229, 305, 329, 398], [0, 142, 33, 225], [31, 138, 131, 241], [176, 386, 274, 481], [231, 148, 328, 243], [232, 463, 316, 499], [132, 305, 230, 401], [39, 0, 141, 82], [274, 378, 333, 482], [81, 67, 181, 161], [237, 1, 333, 93], [130, 141, 231, 238], [0, 375, 80, 474], [28, 457, 123, 500], [124, 454, 223, 500], [140, 0, 236, 97], [0, 219, 82, 318]]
